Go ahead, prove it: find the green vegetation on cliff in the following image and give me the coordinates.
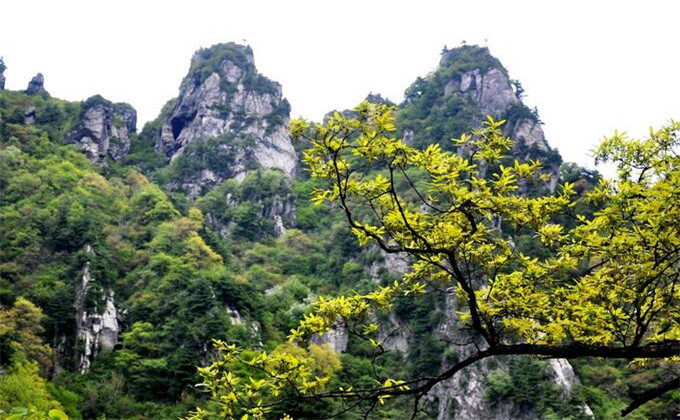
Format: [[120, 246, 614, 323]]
[[0, 45, 677, 420]]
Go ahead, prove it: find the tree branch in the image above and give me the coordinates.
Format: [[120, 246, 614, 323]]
[[622, 376, 680, 416]]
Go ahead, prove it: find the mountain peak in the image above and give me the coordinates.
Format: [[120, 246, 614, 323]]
[[181, 42, 256, 91], [439, 44, 506, 75], [154, 42, 296, 197], [398, 44, 559, 191], [65, 95, 137, 164], [26, 72, 48, 97]]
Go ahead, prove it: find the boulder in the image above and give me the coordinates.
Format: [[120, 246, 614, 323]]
[[24, 106, 36, 125]]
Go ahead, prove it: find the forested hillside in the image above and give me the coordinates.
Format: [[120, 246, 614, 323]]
[[0, 46, 676, 419]]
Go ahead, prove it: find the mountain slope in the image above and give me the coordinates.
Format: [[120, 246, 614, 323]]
[[1, 45, 675, 419]]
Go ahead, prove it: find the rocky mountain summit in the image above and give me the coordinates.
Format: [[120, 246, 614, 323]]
[[399, 45, 560, 191], [65, 95, 137, 163], [441, 49, 552, 153], [0, 57, 5, 90], [154, 43, 297, 197], [26, 72, 48, 97]]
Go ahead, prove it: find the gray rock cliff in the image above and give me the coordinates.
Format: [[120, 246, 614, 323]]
[[366, 246, 592, 419], [24, 106, 35, 125], [0, 57, 6, 90], [204, 191, 296, 238], [404, 46, 561, 192], [155, 43, 297, 196], [74, 245, 120, 373], [453, 68, 520, 117], [65, 95, 137, 163], [428, 294, 592, 419], [226, 306, 263, 348], [445, 64, 552, 159], [310, 320, 349, 353]]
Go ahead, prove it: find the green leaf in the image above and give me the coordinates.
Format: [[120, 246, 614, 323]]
[[49, 409, 69, 420]]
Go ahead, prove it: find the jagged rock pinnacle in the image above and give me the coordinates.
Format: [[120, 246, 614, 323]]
[[65, 95, 137, 164], [26, 72, 48, 97], [154, 42, 297, 197], [0, 57, 6, 90]]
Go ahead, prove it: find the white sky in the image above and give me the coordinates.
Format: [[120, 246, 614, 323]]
[[1, 0, 678, 172]]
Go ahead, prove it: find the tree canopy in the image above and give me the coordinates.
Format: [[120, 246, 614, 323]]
[[189, 103, 679, 419]]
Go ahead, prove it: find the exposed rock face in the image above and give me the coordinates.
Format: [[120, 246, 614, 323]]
[[446, 68, 550, 155], [376, 313, 409, 353], [26, 72, 48, 97], [155, 43, 297, 195], [425, 294, 497, 420], [455, 68, 519, 117], [53, 335, 67, 376], [310, 320, 349, 353], [267, 194, 295, 237], [549, 359, 579, 398], [226, 306, 263, 348], [432, 361, 541, 420], [402, 129, 415, 145], [24, 106, 36, 125], [0, 57, 6, 90], [368, 248, 591, 418], [74, 245, 120, 373], [203, 188, 295, 239], [438, 47, 559, 192], [427, 293, 593, 419], [368, 245, 411, 282], [65, 95, 137, 163], [512, 117, 548, 152], [548, 359, 594, 416]]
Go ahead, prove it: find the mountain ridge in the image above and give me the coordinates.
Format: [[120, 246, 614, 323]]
[[3, 42, 669, 419]]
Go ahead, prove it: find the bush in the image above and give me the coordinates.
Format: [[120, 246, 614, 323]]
[[0, 362, 63, 413]]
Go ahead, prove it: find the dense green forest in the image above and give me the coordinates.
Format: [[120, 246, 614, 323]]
[[0, 45, 677, 419]]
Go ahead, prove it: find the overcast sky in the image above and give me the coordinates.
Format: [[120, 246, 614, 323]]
[[1, 1, 678, 172]]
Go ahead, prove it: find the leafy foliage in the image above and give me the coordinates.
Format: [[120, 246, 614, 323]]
[[0, 89, 263, 416], [197, 169, 294, 240], [189, 103, 679, 418], [0, 362, 63, 414], [397, 45, 507, 149], [0, 298, 52, 371], [2, 45, 678, 420]]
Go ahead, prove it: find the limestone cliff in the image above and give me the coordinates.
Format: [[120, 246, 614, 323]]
[[363, 255, 592, 419], [65, 95, 137, 163], [449, 64, 559, 191], [429, 294, 592, 419], [0, 57, 5, 90], [74, 245, 120, 373], [154, 43, 297, 197], [399, 45, 561, 192], [310, 320, 349, 353]]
